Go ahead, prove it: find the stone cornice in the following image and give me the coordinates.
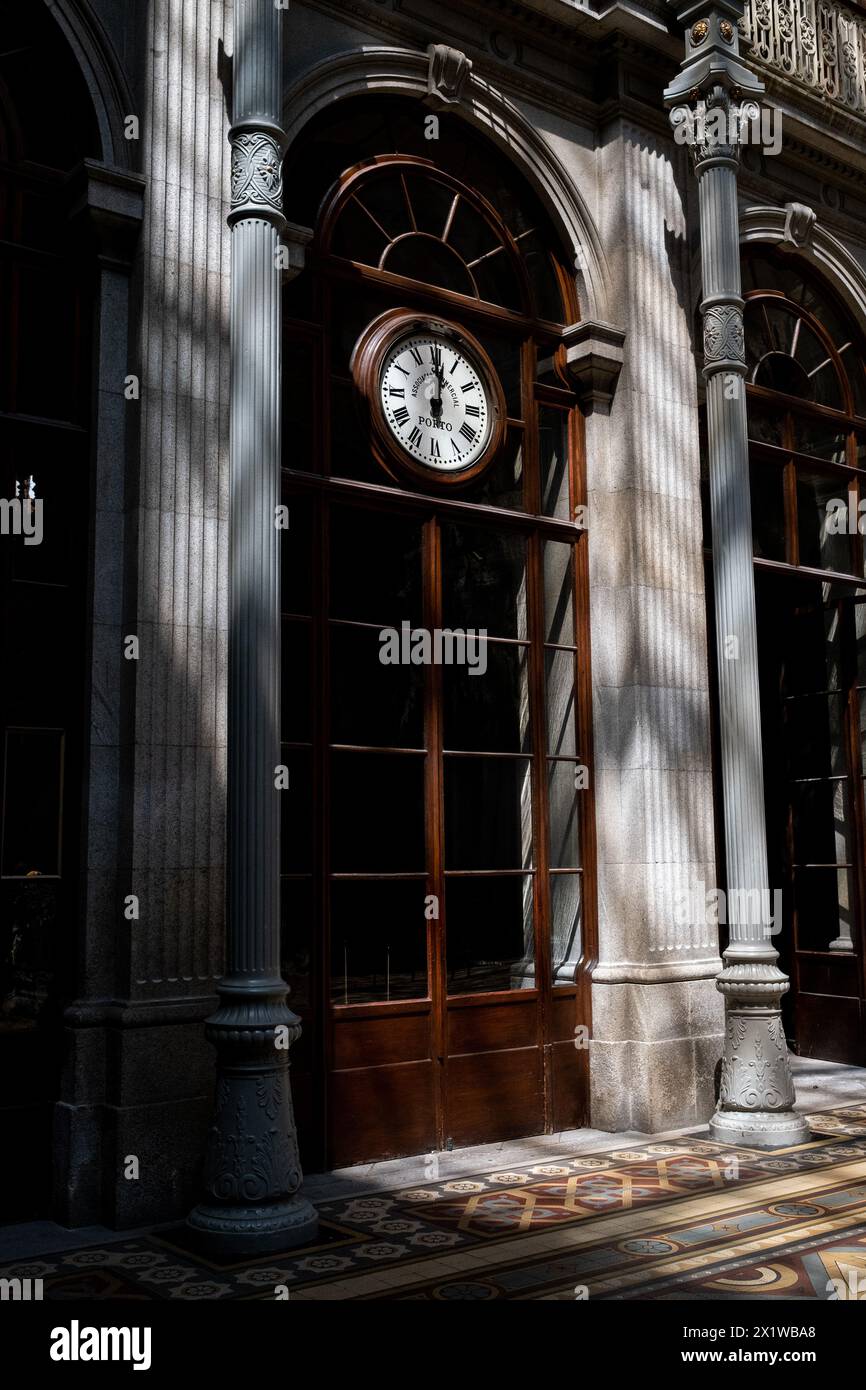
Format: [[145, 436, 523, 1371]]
[[297, 0, 866, 174]]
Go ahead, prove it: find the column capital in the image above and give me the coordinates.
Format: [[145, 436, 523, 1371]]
[[664, 0, 764, 108]]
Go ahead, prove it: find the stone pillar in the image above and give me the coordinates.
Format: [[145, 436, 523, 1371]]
[[586, 117, 725, 1135], [188, 0, 317, 1251], [665, 0, 808, 1146]]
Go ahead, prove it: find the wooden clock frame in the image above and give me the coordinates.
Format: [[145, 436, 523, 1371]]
[[350, 307, 508, 487]]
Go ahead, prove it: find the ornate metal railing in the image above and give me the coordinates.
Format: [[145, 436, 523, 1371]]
[[740, 0, 866, 114]]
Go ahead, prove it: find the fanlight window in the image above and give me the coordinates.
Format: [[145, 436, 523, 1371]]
[[321, 156, 566, 323], [743, 251, 866, 420], [737, 248, 866, 577]]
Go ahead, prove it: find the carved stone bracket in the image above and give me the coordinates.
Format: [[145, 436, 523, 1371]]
[[782, 200, 817, 249], [426, 43, 473, 108], [65, 159, 145, 267], [562, 319, 626, 414]]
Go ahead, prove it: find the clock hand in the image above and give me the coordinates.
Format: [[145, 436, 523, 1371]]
[[430, 365, 445, 417]]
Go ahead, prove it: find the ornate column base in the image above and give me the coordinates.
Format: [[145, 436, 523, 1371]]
[[187, 985, 318, 1255], [709, 959, 810, 1149]]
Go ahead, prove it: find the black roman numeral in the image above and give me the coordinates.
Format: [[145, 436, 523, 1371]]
[[451, 438, 462, 456], [465, 404, 480, 418], [430, 438, 441, 459], [460, 422, 477, 443], [408, 426, 423, 447], [430, 344, 443, 369], [461, 382, 475, 394], [393, 364, 410, 377], [409, 345, 424, 366], [389, 387, 405, 398], [393, 406, 410, 426]]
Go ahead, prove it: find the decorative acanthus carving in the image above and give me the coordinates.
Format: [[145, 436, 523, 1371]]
[[230, 129, 284, 215], [202, 1062, 303, 1205], [718, 1013, 796, 1111], [740, 0, 866, 115], [703, 303, 746, 365], [427, 44, 473, 107], [782, 200, 817, 247], [670, 85, 761, 167]]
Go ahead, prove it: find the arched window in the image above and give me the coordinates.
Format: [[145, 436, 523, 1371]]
[[279, 97, 594, 1167], [709, 247, 866, 1065], [742, 249, 866, 571]]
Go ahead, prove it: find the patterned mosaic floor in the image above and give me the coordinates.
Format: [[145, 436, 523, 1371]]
[[3, 1106, 866, 1301]]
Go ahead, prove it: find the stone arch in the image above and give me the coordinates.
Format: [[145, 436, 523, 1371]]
[[281, 46, 613, 324], [740, 204, 866, 331], [44, 0, 136, 167]]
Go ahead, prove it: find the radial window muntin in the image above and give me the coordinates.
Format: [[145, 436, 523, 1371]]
[[319, 154, 560, 325], [740, 250, 866, 582]]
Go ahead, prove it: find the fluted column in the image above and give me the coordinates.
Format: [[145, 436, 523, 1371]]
[[189, 0, 317, 1249], [665, 1, 808, 1146]]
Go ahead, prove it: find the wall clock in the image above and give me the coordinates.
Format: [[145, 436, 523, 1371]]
[[351, 309, 507, 485]]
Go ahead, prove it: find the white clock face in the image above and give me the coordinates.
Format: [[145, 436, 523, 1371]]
[[379, 332, 492, 472]]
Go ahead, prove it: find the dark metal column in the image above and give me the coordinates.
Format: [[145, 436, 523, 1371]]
[[665, 1, 808, 1146], [188, 0, 318, 1251]]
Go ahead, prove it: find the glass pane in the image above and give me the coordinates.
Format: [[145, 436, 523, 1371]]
[[441, 523, 527, 639], [329, 291, 388, 376], [331, 195, 389, 265], [784, 593, 841, 695], [792, 415, 847, 463], [472, 247, 522, 313], [330, 624, 424, 748], [331, 880, 428, 1004], [331, 752, 425, 872], [461, 426, 523, 511], [444, 756, 533, 870], [551, 873, 582, 984], [747, 407, 784, 447], [794, 866, 855, 952], [8, 464, 74, 586], [796, 470, 854, 574], [445, 875, 534, 994], [403, 172, 458, 238], [548, 761, 580, 869], [791, 779, 850, 866], [543, 541, 575, 645], [475, 332, 522, 418], [283, 338, 315, 473], [784, 694, 844, 779], [354, 176, 411, 241], [446, 198, 498, 266], [330, 378, 380, 484], [281, 619, 311, 742], [1, 729, 63, 876], [443, 641, 530, 753], [281, 494, 313, 615], [520, 232, 565, 322], [546, 648, 577, 756], [750, 459, 787, 562], [280, 877, 313, 1011], [330, 507, 423, 627], [383, 235, 476, 297], [280, 749, 313, 873], [539, 408, 570, 519]]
